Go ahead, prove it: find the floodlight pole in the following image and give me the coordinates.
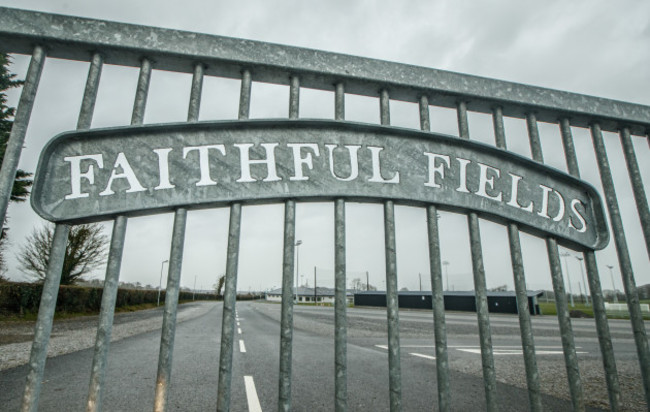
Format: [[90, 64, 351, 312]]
[[442, 261, 450, 291], [294, 240, 302, 303], [157, 259, 169, 306], [575, 256, 589, 305], [560, 252, 575, 307], [606, 264, 618, 303]]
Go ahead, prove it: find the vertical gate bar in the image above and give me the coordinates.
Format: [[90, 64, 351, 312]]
[[187, 63, 204, 122], [289, 75, 300, 119], [217, 69, 249, 411], [426, 205, 451, 412], [547, 238, 585, 411], [559, 118, 579, 178], [154, 208, 188, 412], [279, 200, 296, 411], [456, 101, 469, 139], [458, 101, 497, 411], [334, 198, 347, 412], [467, 213, 498, 411], [0, 45, 45, 234], [384, 200, 402, 412], [131, 59, 152, 126], [380, 89, 390, 126], [77, 53, 103, 130], [585, 252, 621, 411], [418, 95, 430, 131], [131, 58, 152, 125], [239, 69, 252, 120], [279, 73, 300, 410], [560, 118, 621, 411], [528, 114, 585, 410], [420, 96, 451, 411], [591, 123, 650, 407], [507, 223, 542, 412], [619, 127, 650, 256], [334, 82, 347, 412], [76, 53, 126, 412], [491, 106, 507, 150], [153, 57, 202, 412], [526, 113, 544, 163], [335, 83, 345, 121], [92, 58, 152, 409], [380, 90, 401, 411], [87, 216, 127, 412], [495, 107, 542, 411], [217, 203, 242, 411], [21, 224, 70, 412]]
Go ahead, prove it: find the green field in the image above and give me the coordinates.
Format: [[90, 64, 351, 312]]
[[539, 300, 650, 320]]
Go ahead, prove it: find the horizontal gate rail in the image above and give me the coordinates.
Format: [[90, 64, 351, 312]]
[[0, 7, 649, 135], [0, 6, 648, 412]]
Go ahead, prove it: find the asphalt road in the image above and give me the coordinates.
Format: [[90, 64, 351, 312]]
[[1, 301, 644, 411]]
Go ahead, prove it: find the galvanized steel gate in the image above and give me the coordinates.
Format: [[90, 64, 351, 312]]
[[1, 7, 649, 412]]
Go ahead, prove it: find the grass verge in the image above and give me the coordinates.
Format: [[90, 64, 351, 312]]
[[539, 301, 650, 320], [0, 300, 205, 323]]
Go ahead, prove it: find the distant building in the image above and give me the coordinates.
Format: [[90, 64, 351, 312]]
[[266, 287, 354, 305], [354, 290, 544, 315]]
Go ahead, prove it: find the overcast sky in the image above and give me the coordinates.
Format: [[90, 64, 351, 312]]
[[1, 0, 648, 295]]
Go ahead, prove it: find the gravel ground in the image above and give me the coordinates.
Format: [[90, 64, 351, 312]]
[[254, 303, 647, 411], [0, 301, 215, 371]]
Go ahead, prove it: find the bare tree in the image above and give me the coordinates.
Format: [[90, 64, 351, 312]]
[[350, 277, 377, 291], [18, 223, 108, 285]]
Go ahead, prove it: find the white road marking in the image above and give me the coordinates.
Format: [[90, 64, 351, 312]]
[[456, 348, 587, 355], [410, 353, 436, 360], [239, 339, 247, 353], [238, 328, 242, 334], [375, 344, 585, 357], [244, 376, 263, 412]]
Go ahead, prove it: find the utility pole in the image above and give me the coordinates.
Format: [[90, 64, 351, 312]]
[[366, 271, 369, 291], [419, 273, 422, 291], [314, 266, 317, 304], [193, 275, 196, 301]]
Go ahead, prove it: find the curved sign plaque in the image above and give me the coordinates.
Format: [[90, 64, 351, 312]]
[[32, 120, 609, 250]]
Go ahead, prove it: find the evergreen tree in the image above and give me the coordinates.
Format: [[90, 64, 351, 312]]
[[0, 54, 31, 202], [0, 54, 33, 274]]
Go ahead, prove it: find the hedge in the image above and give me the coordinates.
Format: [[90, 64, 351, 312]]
[[0, 282, 219, 316]]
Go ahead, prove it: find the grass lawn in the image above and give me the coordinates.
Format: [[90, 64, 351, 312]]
[[539, 300, 650, 320]]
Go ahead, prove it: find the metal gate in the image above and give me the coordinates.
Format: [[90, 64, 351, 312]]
[[0, 7, 648, 412]]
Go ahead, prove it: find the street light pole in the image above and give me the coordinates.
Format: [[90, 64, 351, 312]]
[[442, 261, 449, 291], [606, 264, 618, 303], [560, 252, 575, 307], [157, 259, 169, 306], [575, 256, 589, 305], [295, 240, 302, 303]]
